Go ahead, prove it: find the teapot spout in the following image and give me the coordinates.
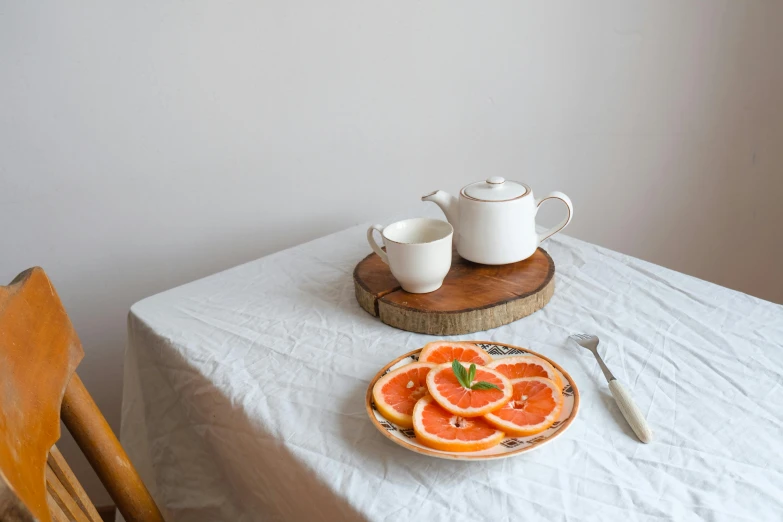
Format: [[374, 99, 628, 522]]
[[422, 190, 459, 236]]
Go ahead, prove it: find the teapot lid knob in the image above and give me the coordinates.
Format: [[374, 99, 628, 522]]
[[463, 177, 529, 201]]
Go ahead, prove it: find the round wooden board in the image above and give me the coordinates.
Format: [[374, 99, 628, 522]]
[[353, 248, 555, 335]]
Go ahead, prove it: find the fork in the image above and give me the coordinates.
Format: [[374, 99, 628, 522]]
[[570, 333, 653, 443]]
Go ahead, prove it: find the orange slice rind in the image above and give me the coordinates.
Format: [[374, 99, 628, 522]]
[[487, 355, 563, 390], [483, 377, 563, 436], [412, 395, 505, 452], [426, 362, 512, 417], [372, 362, 435, 428], [418, 341, 493, 365]]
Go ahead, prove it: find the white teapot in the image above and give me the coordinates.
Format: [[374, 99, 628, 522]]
[[422, 177, 573, 265]]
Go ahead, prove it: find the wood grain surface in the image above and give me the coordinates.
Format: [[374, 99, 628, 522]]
[[47, 446, 102, 522], [354, 248, 555, 335], [0, 267, 164, 522], [0, 268, 84, 522], [61, 374, 165, 522]]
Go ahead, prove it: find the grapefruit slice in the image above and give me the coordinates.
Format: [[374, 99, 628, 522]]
[[412, 395, 505, 452], [484, 377, 563, 436], [426, 362, 512, 417], [419, 341, 492, 365], [372, 362, 436, 428], [487, 355, 563, 389]]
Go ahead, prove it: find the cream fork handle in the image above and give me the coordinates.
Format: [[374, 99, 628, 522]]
[[608, 380, 654, 444]]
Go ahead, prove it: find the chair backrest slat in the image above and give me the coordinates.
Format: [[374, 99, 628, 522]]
[[46, 446, 102, 522], [46, 492, 70, 522], [45, 465, 92, 522]]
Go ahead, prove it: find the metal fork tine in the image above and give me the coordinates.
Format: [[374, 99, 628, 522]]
[[566, 332, 653, 443]]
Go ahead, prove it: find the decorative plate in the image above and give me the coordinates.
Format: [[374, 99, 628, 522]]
[[365, 341, 580, 460]]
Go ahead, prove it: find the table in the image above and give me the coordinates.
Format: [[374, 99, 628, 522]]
[[121, 220, 783, 521]]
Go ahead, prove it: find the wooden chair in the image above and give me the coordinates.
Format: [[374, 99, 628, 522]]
[[0, 268, 165, 522]]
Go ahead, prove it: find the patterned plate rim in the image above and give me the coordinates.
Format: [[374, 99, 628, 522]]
[[364, 341, 580, 460]]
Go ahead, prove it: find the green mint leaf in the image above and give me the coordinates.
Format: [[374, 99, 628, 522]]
[[471, 381, 501, 391], [451, 359, 470, 389], [468, 363, 476, 385]]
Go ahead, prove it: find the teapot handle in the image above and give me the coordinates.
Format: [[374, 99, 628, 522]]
[[536, 191, 573, 244]]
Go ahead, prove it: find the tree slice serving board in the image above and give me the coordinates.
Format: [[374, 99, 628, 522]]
[[353, 248, 555, 335]]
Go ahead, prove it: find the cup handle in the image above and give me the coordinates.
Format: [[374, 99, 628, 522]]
[[536, 191, 573, 244], [367, 224, 389, 265]]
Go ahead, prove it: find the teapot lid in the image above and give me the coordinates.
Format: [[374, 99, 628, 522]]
[[462, 177, 529, 202]]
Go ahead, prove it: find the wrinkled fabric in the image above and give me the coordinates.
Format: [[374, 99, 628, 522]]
[[121, 220, 783, 522]]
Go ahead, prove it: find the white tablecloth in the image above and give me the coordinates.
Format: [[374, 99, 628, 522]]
[[121, 220, 783, 522]]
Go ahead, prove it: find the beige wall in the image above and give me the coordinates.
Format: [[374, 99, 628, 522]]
[[2, 1, 781, 504]]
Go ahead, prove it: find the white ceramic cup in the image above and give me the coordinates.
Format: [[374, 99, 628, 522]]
[[366, 218, 453, 294]]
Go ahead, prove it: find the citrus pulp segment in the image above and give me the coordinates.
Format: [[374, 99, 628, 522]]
[[487, 355, 563, 389], [483, 377, 563, 436], [425, 362, 512, 417], [412, 395, 505, 452], [418, 341, 493, 365], [372, 362, 435, 428]]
